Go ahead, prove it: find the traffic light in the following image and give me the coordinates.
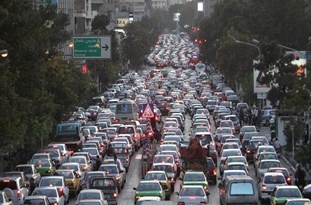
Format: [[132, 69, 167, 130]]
[[82, 64, 87, 74]]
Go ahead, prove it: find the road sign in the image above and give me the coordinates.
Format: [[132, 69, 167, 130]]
[[73, 35, 111, 59], [142, 104, 154, 118]]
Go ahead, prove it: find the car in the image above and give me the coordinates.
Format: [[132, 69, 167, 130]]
[[255, 145, 276, 160], [135, 196, 161, 205], [75, 189, 108, 205], [255, 152, 279, 171], [0, 177, 29, 205], [98, 164, 125, 192], [3, 172, 29, 189], [258, 172, 287, 202], [218, 175, 258, 205], [151, 163, 177, 185], [223, 162, 249, 176], [32, 186, 65, 205], [256, 159, 281, 180], [0, 190, 14, 205], [260, 109, 276, 126], [59, 162, 84, 180], [54, 169, 81, 197], [32, 159, 56, 176], [270, 185, 303, 205], [43, 148, 65, 168], [133, 180, 165, 203], [239, 126, 257, 141], [181, 171, 209, 193], [79, 171, 107, 190], [23, 196, 50, 205], [284, 198, 310, 205], [218, 170, 247, 188], [219, 149, 242, 175], [268, 167, 292, 185], [223, 156, 249, 173], [38, 176, 69, 203], [176, 185, 209, 205], [15, 164, 41, 186], [67, 156, 93, 172], [89, 176, 118, 205], [144, 171, 172, 199]]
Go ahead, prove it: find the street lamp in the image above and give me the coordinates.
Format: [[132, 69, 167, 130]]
[[230, 36, 262, 58], [0, 49, 8, 58]]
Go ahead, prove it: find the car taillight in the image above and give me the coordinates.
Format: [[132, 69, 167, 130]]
[[200, 202, 207, 205], [113, 192, 117, 197], [16, 190, 21, 197], [114, 119, 119, 123], [246, 149, 251, 154], [212, 168, 217, 175], [178, 202, 185, 205], [261, 184, 267, 190], [286, 177, 291, 184]]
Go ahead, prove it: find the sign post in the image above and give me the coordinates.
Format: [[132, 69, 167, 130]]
[[142, 104, 154, 118], [73, 35, 111, 59]]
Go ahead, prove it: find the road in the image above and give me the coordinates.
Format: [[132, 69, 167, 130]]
[[68, 110, 294, 205]]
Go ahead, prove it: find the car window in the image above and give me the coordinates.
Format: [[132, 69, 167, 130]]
[[230, 182, 254, 195], [264, 175, 285, 184]]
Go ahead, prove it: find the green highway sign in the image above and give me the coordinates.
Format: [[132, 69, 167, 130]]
[[73, 35, 111, 59]]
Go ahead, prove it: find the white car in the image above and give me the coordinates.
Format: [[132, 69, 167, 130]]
[[32, 187, 65, 205], [258, 172, 287, 202], [75, 189, 108, 205], [38, 176, 69, 203]]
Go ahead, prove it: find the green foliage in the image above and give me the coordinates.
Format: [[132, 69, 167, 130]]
[[91, 14, 110, 32], [0, 1, 97, 156]]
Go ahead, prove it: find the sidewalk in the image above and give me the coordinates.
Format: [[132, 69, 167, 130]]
[[280, 149, 311, 183]]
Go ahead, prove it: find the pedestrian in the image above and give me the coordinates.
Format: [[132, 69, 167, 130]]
[[295, 164, 306, 189], [95, 155, 101, 171], [273, 138, 281, 152], [239, 107, 244, 127]]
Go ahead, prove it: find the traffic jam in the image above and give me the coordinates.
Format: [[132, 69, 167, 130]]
[[1, 33, 311, 205]]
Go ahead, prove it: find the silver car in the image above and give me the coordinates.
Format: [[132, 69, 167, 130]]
[[258, 172, 287, 202], [177, 185, 209, 205]]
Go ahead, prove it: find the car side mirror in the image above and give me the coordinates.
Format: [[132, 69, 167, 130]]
[[133, 187, 137, 190]]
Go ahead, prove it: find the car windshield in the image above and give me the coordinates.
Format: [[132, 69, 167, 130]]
[[264, 175, 285, 184], [184, 173, 205, 181], [261, 162, 280, 169], [33, 159, 51, 167], [91, 178, 115, 188], [137, 182, 161, 191], [180, 187, 205, 196], [99, 166, 118, 174], [16, 166, 33, 174], [153, 165, 173, 172], [276, 188, 301, 197], [33, 189, 57, 197], [60, 164, 78, 171], [145, 173, 166, 181], [40, 178, 63, 186], [79, 192, 100, 200], [154, 156, 173, 164], [56, 171, 74, 179]]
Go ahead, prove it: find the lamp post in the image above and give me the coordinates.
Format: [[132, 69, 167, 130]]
[[230, 37, 264, 108], [0, 49, 8, 58]]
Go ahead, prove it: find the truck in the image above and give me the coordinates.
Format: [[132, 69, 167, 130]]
[[54, 122, 85, 155], [179, 138, 217, 183]]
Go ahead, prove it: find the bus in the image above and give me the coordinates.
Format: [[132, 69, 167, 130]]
[[115, 98, 139, 124]]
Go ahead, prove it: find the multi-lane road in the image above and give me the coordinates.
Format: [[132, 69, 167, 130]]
[[68, 112, 294, 205]]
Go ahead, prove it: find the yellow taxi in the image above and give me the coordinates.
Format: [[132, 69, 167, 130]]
[[55, 169, 80, 197]]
